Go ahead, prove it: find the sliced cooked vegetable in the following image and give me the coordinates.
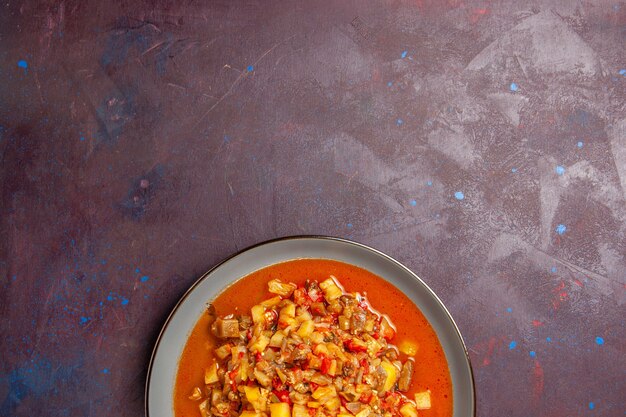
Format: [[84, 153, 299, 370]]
[[211, 318, 240, 338], [400, 402, 418, 417], [188, 387, 203, 401], [415, 390, 432, 409], [398, 340, 418, 356], [269, 402, 290, 417], [190, 277, 433, 417], [398, 360, 415, 392], [380, 360, 398, 392], [204, 362, 219, 384], [268, 279, 297, 297]]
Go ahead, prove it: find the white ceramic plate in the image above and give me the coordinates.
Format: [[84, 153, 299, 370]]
[[146, 236, 475, 417]]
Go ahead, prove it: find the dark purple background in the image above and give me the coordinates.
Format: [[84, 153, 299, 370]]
[[1, 1, 625, 416]]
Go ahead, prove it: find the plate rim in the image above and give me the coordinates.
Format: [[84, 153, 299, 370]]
[[145, 235, 476, 417]]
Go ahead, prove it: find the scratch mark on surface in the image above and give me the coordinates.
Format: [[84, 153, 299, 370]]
[[195, 35, 296, 125], [167, 83, 187, 91], [141, 41, 167, 56], [32, 71, 45, 105]]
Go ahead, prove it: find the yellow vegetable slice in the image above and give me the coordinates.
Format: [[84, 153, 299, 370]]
[[400, 403, 418, 417], [270, 402, 291, 417], [320, 277, 343, 301], [380, 361, 398, 392], [268, 279, 297, 297], [204, 362, 219, 384], [398, 340, 418, 356], [292, 404, 309, 417], [415, 390, 431, 410], [297, 320, 315, 338]]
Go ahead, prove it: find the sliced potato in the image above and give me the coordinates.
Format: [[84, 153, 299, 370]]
[[188, 386, 202, 400], [415, 390, 431, 410], [268, 279, 297, 297], [398, 340, 418, 356], [261, 296, 283, 308], [320, 277, 343, 302], [312, 385, 336, 400], [399, 403, 418, 417], [269, 330, 285, 347], [204, 362, 219, 384], [309, 331, 325, 344], [245, 386, 261, 403], [279, 303, 296, 327], [380, 361, 397, 392], [270, 402, 291, 417], [297, 320, 315, 338], [292, 404, 309, 417], [214, 343, 231, 360], [198, 399, 209, 417], [327, 359, 337, 376], [251, 304, 266, 324], [324, 397, 341, 410], [249, 333, 270, 353]]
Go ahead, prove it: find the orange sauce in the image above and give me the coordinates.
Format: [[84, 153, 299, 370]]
[[174, 259, 452, 417]]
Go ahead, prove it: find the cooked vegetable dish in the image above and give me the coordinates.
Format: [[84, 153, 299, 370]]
[[175, 260, 452, 417]]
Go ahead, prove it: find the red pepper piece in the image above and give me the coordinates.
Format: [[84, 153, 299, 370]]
[[320, 355, 332, 374], [272, 390, 291, 405]]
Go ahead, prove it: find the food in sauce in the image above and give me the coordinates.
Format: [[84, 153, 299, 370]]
[[175, 260, 452, 417]]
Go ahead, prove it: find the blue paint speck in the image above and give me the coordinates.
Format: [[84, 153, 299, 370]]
[[555, 165, 565, 175], [454, 191, 465, 200], [102, 368, 110, 374], [135, 267, 140, 273], [79, 316, 90, 325], [347, 223, 353, 229], [555, 224, 567, 235], [247, 65, 254, 72], [401, 50, 408, 59], [577, 141, 584, 148], [511, 168, 517, 173], [18, 60, 28, 69], [426, 180, 433, 187], [107, 294, 114, 301], [619, 69, 626, 76], [510, 82, 518, 92], [551, 266, 557, 273], [396, 118, 403, 126], [509, 340, 517, 350], [506, 307, 512, 313], [140, 275, 149, 282], [409, 199, 417, 206], [546, 337, 552, 342], [588, 402, 595, 410], [529, 351, 536, 358], [80, 136, 85, 141], [595, 336, 604, 345], [121, 298, 129, 306], [387, 81, 393, 87]]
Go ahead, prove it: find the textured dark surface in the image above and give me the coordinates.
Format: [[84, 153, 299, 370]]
[[1, 1, 625, 416]]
